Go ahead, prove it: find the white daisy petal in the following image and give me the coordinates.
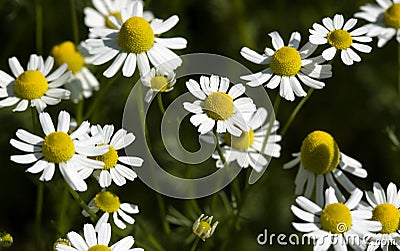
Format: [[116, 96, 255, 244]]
[[151, 15, 179, 34], [269, 31, 285, 50]]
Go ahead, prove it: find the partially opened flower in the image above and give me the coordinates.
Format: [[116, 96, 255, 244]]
[[240, 31, 332, 101], [363, 182, 400, 250], [56, 223, 143, 251], [85, 1, 186, 78], [84, 0, 154, 31], [292, 187, 381, 251], [0, 54, 71, 112], [83, 191, 139, 230], [284, 130, 367, 206], [141, 66, 176, 103], [51, 41, 99, 103], [309, 14, 372, 65], [192, 214, 218, 241], [355, 0, 400, 47], [183, 74, 256, 137], [209, 107, 281, 172], [9, 110, 108, 191], [90, 124, 143, 188]]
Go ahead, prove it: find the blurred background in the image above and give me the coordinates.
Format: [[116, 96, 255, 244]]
[[0, 0, 400, 250]]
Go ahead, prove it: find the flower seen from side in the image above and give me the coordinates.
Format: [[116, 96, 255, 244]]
[[141, 66, 176, 103], [192, 214, 218, 241]]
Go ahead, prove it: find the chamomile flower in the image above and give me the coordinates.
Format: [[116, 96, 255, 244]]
[[362, 182, 400, 250], [85, 1, 187, 78], [240, 31, 332, 101], [141, 66, 176, 103], [83, 191, 139, 230], [192, 214, 218, 241], [292, 187, 382, 251], [84, 0, 154, 31], [51, 41, 100, 103], [56, 223, 143, 251], [355, 0, 400, 47], [183, 75, 256, 137], [309, 14, 372, 65], [90, 124, 143, 188], [9, 110, 108, 191], [284, 130, 368, 206], [0, 54, 71, 112], [208, 107, 281, 172]]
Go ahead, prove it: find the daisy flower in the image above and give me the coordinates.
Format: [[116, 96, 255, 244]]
[[284, 130, 368, 206], [240, 31, 332, 101], [309, 14, 372, 65], [355, 0, 400, 47], [362, 182, 400, 250], [85, 1, 187, 78], [90, 124, 143, 188], [192, 214, 219, 241], [183, 74, 256, 137], [83, 190, 139, 230], [292, 187, 382, 251], [50, 41, 100, 103], [9, 110, 108, 191], [141, 66, 176, 103], [206, 107, 281, 172], [56, 223, 143, 251], [84, 0, 154, 31], [0, 54, 71, 112]]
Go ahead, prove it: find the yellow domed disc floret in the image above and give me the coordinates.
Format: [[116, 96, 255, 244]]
[[270, 46, 302, 76], [300, 130, 340, 175], [327, 30, 353, 50], [203, 92, 234, 121], [87, 245, 112, 251], [118, 17, 154, 54], [14, 70, 48, 100], [372, 203, 400, 234], [92, 146, 119, 170], [224, 130, 254, 151], [385, 4, 400, 29], [151, 76, 169, 92], [42, 132, 75, 163], [94, 191, 121, 213], [51, 41, 84, 74], [320, 203, 352, 234]]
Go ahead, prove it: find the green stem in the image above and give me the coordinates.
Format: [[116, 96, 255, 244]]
[[190, 237, 200, 251], [136, 221, 166, 251], [57, 184, 69, 235], [35, 0, 43, 54], [156, 193, 171, 235], [280, 88, 314, 137], [157, 93, 166, 114], [34, 183, 44, 251], [69, 0, 79, 44], [66, 184, 98, 222], [260, 94, 281, 154], [75, 99, 84, 124], [214, 131, 226, 164], [398, 43, 400, 96]]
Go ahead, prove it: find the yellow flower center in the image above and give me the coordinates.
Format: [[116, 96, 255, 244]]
[[300, 130, 340, 175], [327, 30, 353, 50], [92, 146, 119, 170], [118, 16, 154, 54], [94, 191, 120, 213], [193, 221, 211, 239], [87, 244, 112, 251], [53, 238, 70, 250], [42, 132, 75, 163], [203, 92, 234, 121], [320, 203, 352, 234], [14, 70, 48, 100], [270, 46, 302, 76], [385, 3, 400, 29], [51, 41, 84, 74], [372, 203, 400, 234], [224, 130, 254, 151], [105, 11, 122, 29], [150, 76, 169, 92]]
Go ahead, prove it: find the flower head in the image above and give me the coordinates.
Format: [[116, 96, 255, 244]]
[[0, 54, 71, 112], [10, 110, 108, 191], [240, 31, 332, 101], [56, 223, 143, 251], [141, 66, 176, 103], [355, 0, 400, 47], [183, 75, 256, 137], [83, 191, 139, 230], [85, 2, 186, 78], [284, 130, 368, 206], [192, 214, 218, 241], [292, 187, 382, 250], [309, 14, 372, 65], [90, 124, 143, 188]]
